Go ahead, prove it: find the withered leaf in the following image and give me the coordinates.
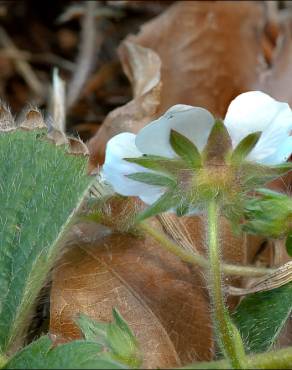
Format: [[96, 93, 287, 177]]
[[127, 1, 269, 118], [50, 219, 213, 368]]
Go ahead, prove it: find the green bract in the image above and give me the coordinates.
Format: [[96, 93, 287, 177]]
[[243, 188, 292, 239], [77, 308, 142, 368]]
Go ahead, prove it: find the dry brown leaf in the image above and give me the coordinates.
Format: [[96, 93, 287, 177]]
[[87, 41, 161, 169], [50, 219, 213, 367], [126, 1, 269, 118], [50, 197, 248, 365], [258, 19, 292, 106]]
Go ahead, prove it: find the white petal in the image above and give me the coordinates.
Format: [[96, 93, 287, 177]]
[[247, 106, 292, 163], [225, 91, 291, 144], [102, 132, 165, 202], [259, 136, 292, 165], [140, 191, 164, 205], [136, 104, 214, 157], [225, 91, 292, 164]]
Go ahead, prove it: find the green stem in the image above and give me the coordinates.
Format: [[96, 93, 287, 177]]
[[139, 221, 274, 277], [0, 354, 7, 368], [182, 346, 292, 369], [207, 200, 245, 368]]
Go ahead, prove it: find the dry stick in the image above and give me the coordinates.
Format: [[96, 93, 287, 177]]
[[158, 213, 198, 254], [140, 221, 275, 277], [66, 1, 98, 110], [51, 69, 66, 132], [0, 27, 43, 97], [227, 260, 292, 296], [0, 49, 75, 72]]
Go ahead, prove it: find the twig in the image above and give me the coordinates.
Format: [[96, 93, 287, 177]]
[[50, 68, 66, 132], [158, 213, 199, 254], [0, 27, 43, 97], [227, 260, 292, 296], [66, 1, 98, 110], [0, 49, 75, 72]]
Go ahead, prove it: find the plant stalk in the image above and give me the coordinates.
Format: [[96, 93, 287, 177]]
[[182, 346, 292, 369], [207, 200, 245, 368], [139, 221, 274, 277]]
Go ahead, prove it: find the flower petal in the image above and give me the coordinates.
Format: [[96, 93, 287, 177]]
[[102, 132, 165, 202], [224, 91, 291, 147], [260, 136, 292, 165], [136, 104, 214, 157], [248, 107, 292, 163], [224, 91, 292, 164]]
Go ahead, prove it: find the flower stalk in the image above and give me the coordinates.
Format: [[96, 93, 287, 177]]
[[207, 200, 245, 368], [139, 221, 274, 277], [182, 346, 292, 369]]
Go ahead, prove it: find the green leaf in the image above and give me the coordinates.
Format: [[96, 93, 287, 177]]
[[4, 336, 127, 369], [231, 132, 261, 163], [169, 129, 201, 168], [203, 119, 232, 164], [136, 189, 179, 221], [0, 129, 92, 353], [233, 282, 292, 353], [127, 172, 176, 187], [286, 234, 292, 257], [124, 155, 185, 176]]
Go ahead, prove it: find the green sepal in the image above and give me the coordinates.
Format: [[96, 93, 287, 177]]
[[203, 119, 232, 164], [136, 188, 179, 221], [127, 172, 176, 187], [269, 162, 292, 176], [239, 163, 288, 191], [169, 129, 202, 168], [124, 155, 185, 177], [231, 131, 262, 163]]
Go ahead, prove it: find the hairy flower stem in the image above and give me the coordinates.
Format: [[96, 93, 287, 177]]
[[0, 354, 7, 368], [139, 221, 274, 277], [182, 346, 292, 369], [207, 200, 245, 368]]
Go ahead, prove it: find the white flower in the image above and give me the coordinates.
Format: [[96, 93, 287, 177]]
[[102, 91, 292, 205]]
